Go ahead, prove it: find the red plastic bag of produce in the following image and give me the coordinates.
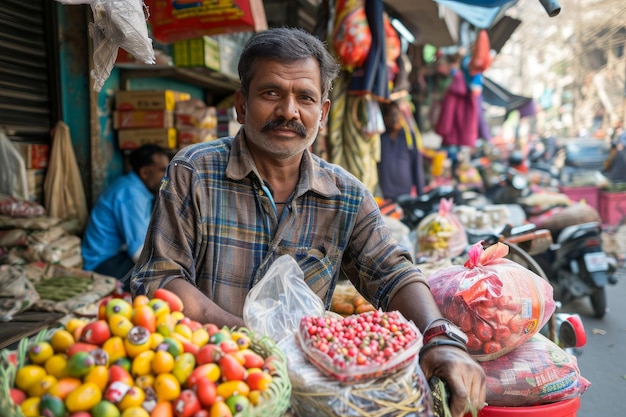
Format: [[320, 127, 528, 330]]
[[482, 333, 590, 406], [427, 242, 556, 361]]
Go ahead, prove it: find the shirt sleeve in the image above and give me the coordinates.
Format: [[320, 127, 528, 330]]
[[341, 189, 428, 311], [119, 194, 153, 259]]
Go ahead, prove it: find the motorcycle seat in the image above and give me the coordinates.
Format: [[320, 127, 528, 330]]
[[557, 221, 601, 244]]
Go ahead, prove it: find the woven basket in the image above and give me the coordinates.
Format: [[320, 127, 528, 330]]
[[235, 326, 292, 417], [0, 328, 56, 417], [1, 327, 291, 417]]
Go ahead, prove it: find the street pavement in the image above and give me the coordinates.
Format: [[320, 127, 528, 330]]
[[560, 267, 626, 417]]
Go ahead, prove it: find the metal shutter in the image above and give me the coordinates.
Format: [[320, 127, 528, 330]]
[[0, 0, 61, 143]]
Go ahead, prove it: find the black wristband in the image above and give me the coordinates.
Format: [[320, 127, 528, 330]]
[[419, 338, 469, 361]]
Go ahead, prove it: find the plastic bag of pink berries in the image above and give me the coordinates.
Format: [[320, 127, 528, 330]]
[[296, 310, 423, 383]]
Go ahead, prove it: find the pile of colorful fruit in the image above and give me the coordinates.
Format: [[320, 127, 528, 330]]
[[3, 289, 289, 417], [297, 310, 421, 382]]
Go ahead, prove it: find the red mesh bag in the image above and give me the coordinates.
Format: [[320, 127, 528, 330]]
[[427, 242, 556, 361]]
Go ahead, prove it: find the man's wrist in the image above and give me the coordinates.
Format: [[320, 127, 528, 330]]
[[419, 338, 469, 361]]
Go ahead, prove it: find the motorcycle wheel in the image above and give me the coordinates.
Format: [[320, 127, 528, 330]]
[[590, 287, 607, 318]]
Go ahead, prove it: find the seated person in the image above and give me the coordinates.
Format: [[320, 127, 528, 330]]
[[81, 144, 169, 289], [603, 131, 626, 182]]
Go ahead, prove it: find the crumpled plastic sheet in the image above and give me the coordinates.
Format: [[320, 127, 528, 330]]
[[56, 0, 155, 91]]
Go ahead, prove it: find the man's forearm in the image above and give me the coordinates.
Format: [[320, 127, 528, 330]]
[[164, 278, 245, 328], [387, 280, 443, 332]]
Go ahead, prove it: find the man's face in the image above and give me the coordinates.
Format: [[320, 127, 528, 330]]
[[234, 57, 331, 161], [141, 153, 169, 194]]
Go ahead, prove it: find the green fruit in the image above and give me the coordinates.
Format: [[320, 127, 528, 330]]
[[66, 350, 95, 378], [105, 298, 133, 320], [92, 400, 121, 417], [39, 394, 66, 417], [226, 394, 250, 415], [209, 329, 231, 344]]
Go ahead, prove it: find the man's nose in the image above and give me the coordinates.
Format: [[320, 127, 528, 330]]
[[275, 96, 300, 120]]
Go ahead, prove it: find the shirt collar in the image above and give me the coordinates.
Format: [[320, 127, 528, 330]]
[[225, 128, 340, 199]]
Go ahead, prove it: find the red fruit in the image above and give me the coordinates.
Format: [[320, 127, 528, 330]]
[[194, 377, 217, 407], [192, 410, 210, 417], [241, 351, 264, 369], [219, 340, 239, 354], [67, 342, 99, 358], [133, 305, 157, 333], [98, 296, 113, 320], [196, 344, 221, 365], [9, 388, 26, 405], [154, 288, 184, 313], [218, 354, 246, 381], [109, 364, 134, 387], [483, 340, 502, 354], [203, 323, 220, 336], [170, 333, 199, 356], [79, 320, 111, 345], [173, 389, 201, 417], [180, 317, 202, 331]]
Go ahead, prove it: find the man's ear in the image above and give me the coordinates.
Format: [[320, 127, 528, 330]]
[[234, 89, 246, 124]]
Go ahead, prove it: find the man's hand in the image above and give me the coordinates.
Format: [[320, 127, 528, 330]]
[[163, 278, 245, 328], [420, 345, 486, 417]]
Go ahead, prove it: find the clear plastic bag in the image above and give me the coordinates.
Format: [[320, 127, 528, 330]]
[[55, 0, 155, 91], [243, 255, 325, 344], [427, 242, 556, 361], [243, 255, 433, 416], [482, 333, 590, 406], [417, 198, 467, 258]]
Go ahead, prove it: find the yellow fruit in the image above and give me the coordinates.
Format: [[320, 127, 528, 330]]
[[47, 377, 82, 400], [149, 332, 164, 350], [15, 365, 47, 392], [50, 329, 74, 354], [121, 406, 150, 417], [151, 350, 175, 375], [65, 382, 103, 412], [191, 328, 210, 347], [28, 342, 52, 366], [173, 323, 192, 340], [118, 386, 145, 411], [84, 365, 109, 392], [132, 350, 155, 377], [102, 336, 127, 363], [108, 314, 134, 338], [27, 374, 57, 397], [65, 318, 88, 334], [44, 354, 69, 379], [216, 380, 250, 398], [20, 397, 41, 417], [135, 374, 155, 390], [154, 373, 180, 402]]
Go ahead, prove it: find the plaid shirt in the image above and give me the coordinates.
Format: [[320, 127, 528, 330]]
[[131, 130, 427, 318]]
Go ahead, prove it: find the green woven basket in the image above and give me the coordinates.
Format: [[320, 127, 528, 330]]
[[234, 326, 292, 417], [0, 326, 291, 417], [0, 328, 56, 417]]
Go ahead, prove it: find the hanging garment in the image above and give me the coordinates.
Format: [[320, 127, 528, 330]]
[[435, 70, 479, 147]]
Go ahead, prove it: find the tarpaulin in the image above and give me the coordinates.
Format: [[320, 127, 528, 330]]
[[435, 0, 518, 28], [482, 76, 536, 118]]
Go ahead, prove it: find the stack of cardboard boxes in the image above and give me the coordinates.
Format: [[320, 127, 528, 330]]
[[114, 90, 220, 151], [114, 90, 190, 150]]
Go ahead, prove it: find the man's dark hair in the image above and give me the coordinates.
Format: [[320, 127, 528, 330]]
[[128, 144, 168, 174], [238, 27, 340, 100]]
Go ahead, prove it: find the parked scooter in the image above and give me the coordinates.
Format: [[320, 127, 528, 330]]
[[395, 185, 462, 230], [533, 221, 616, 318], [488, 169, 617, 318]]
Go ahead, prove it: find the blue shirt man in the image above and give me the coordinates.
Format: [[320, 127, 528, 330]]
[[82, 144, 169, 288]]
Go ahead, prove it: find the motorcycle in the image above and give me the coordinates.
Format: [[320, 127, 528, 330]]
[[533, 221, 616, 318], [489, 169, 617, 318]]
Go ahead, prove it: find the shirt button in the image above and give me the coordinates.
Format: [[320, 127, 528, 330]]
[[258, 190, 264, 196]]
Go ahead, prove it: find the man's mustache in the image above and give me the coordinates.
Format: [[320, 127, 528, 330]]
[[261, 119, 307, 137]]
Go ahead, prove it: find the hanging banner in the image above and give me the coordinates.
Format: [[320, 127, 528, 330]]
[[146, 0, 268, 44]]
